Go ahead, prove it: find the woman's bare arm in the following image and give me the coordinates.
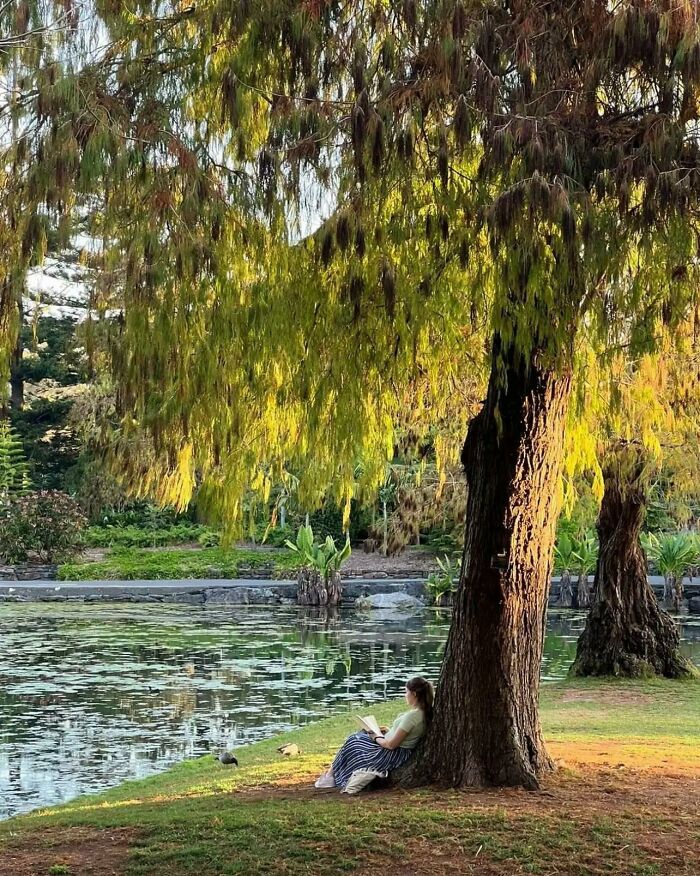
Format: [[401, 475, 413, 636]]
[[371, 727, 408, 750]]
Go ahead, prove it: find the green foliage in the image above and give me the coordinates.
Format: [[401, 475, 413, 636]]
[[97, 503, 194, 529], [0, 422, 31, 501], [83, 522, 210, 548], [58, 546, 301, 581], [573, 532, 599, 576], [553, 533, 575, 573], [554, 531, 599, 576], [19, 317, 86, 386], [197, 528, 221, 548], [10, 398, 80, 490], [254, 522, 294, 548], [425, 553, 459, 605], [641, 532, 698, 579], [284, 524, 351, 581], [0, 490, 87, 563], [5, 1, 700, 543], [63, 452, 127, 521], [424, 529, 462, 556]]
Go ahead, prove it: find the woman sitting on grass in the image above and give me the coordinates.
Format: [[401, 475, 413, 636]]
[[314, 676, 434, 790]]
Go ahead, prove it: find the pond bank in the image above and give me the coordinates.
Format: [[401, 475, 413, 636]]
[[2, 678, 699, 876], [2, 574, 700, 608], [0, 577, 425, 604]]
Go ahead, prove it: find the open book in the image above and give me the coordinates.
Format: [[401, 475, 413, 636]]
[[356, 714, 382, 735]]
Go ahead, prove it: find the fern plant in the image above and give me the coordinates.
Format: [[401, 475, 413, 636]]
[[0, 423, 30, 505]]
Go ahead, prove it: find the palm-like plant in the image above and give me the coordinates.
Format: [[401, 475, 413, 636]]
[[553, 533, 575, 607], [553, 533, 575, 573], [642, 533, 698, 611], [426, 553, 459, 606], [572, 532, 598, 609]]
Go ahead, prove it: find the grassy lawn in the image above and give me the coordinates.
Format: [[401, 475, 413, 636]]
[[57, 547, 302, 581], [1, 678, 699, 875]]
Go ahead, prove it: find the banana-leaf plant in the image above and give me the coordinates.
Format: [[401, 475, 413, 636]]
[[285, 524, 351, 582]]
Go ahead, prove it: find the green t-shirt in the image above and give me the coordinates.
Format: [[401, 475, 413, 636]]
[[389, 708, 426, 749]]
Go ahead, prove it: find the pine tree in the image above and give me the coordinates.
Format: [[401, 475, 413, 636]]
[[5, 1, 700, 788]]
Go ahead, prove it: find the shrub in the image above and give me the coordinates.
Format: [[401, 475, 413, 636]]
[[85, 522, 210, 548], [0, 490, 87, 563], [554, 530, 598, 576], [553, 533, 575, 573], [97, 502, 191, 529], [425, 529, 462, 555], [197, 528, 220, 547]]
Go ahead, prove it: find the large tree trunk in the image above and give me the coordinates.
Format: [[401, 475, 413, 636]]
[[399, 335, 572, 790], [572, 446, 696, 679]]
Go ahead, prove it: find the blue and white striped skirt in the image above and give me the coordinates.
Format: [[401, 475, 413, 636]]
[[332, 732, 414, 789]]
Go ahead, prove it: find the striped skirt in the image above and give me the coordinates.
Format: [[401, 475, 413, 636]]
[[331, 732, 414, 789]]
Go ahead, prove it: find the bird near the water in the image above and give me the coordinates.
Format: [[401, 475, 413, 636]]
[[277, 743, 301, 757], [218, 752, 239, 766]]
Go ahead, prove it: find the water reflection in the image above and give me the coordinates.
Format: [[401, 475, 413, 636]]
[[0, 603, 698, 819]]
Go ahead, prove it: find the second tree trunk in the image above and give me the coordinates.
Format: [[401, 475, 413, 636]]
[[572, 445, 696, 679]]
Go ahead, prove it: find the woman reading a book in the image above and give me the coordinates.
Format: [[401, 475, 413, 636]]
[[314, 676, 434, 790]]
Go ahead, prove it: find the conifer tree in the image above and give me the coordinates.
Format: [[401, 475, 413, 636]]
[[5, 1, 700, 787]]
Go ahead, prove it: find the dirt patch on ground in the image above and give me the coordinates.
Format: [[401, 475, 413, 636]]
[[0, 826, 137, 876]]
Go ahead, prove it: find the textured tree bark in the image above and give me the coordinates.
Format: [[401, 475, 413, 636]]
[[662, 574, 684, 612], [296, 568, 342, 606], [397, 334, 572, 790], [576, 573, 591, 609], [557, 570, 573, 607], [9, 300, 23, 412], [572, 446, 696, 679]]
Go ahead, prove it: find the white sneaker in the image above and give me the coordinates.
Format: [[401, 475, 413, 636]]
[[314, 772, 335, 789]]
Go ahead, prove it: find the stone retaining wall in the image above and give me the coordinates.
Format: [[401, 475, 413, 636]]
[[1, 572, 699, 611], [0, 564, 58, 581]]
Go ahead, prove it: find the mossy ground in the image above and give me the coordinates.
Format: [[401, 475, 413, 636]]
[[1, 678, 699, 876]]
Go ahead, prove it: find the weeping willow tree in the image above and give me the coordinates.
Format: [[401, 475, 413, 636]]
[[571, 330, 700, 678], [5, 1, 700, 788]]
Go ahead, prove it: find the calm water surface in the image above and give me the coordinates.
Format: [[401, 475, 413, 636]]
[[1, 603, 698, 819]]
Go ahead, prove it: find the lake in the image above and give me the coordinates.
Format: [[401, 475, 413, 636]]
[[1, 603, 698, 819]]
